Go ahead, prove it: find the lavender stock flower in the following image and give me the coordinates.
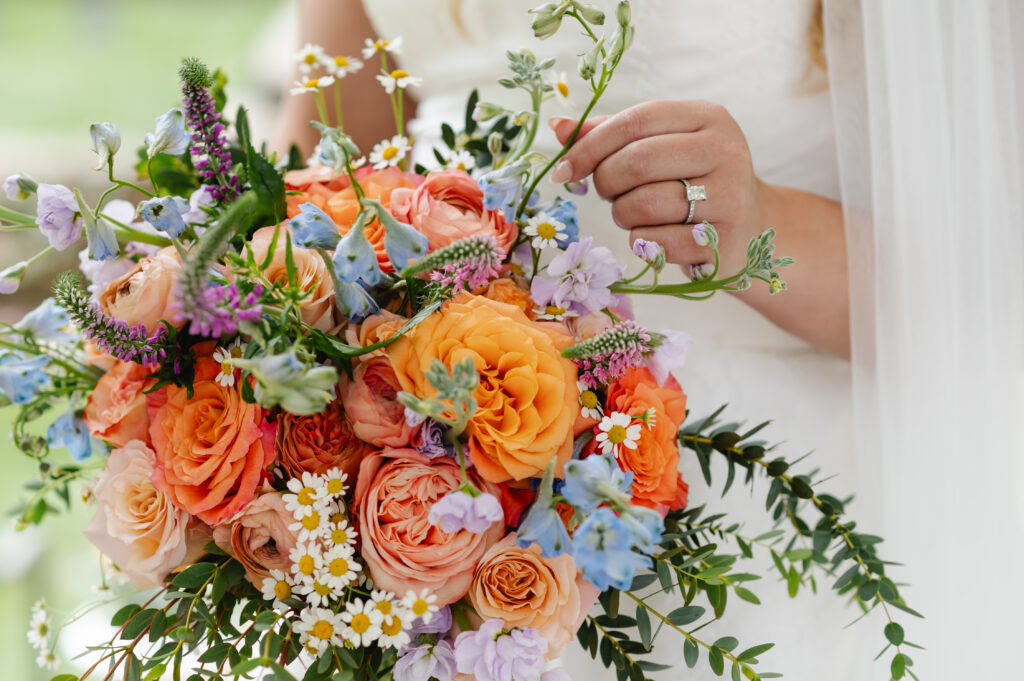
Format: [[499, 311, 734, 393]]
[[415, 418, 456, 460], [530, 236, 623, 316], [35, 183, 81, 251], [454, 620, 548, 681], [395, 639, 457, 681], [428, 491, 503, 534]]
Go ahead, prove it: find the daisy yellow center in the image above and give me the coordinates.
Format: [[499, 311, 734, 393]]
[[331, 528, 349, 545], [607, 424, 628, 444], [557, 81, 570, 98], [304, 54, 317, 65], [330, 512, 345, 525], [297, 487, 316, 505], [304, 79, 319, 89], [375, 40, 389, 49], [350, 613, 371, 634], [545, 305, 566, 317], [329, 557, 350, 577], [312, 620, 334, 640], [230, 347, 243, 359], [220, 360, 233, 375], [390, 69, 408, 79], [335, 56, 350, 66], [314, 580, 332, 596], [298, 555, 316, 575], [456, 162, 467, 170], [376, 600, 392, 615], [412, 599, 429, 616], [327, 479, 344, 495], [302, 512, 321, 531], [536, 222, 558, 240], [382, 616, 402, 636], [509, 263, 525, 276], [382, 146, 400, 161], [581, 390, 599, 409], [274, 580, 291, 600]]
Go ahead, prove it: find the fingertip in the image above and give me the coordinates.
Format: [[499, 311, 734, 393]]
[[548, 116, 575, 140]]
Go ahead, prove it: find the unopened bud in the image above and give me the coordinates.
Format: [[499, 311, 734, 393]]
[[616, 1, 631, 26], [575, 3, 605, 24], [2, 173, 38, 201], [487, 132, 504, 156], [473, 101, 506, 122]]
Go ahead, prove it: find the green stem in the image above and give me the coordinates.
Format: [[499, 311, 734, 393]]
[[99, 213, 172, 247], [146, 158, 161, 196], [333, 81, 344, 128], [0, 204, 35, 223]]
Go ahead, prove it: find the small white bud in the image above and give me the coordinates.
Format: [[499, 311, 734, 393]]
[[89, 122, 121, 171], [144, 108, 190, 159]]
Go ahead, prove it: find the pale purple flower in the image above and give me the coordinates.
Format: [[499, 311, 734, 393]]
[[78, 250, 134, 300], [415, 418, 456, 460], [404, 407, 428, 428], [688, 262, 715, 281], [646, 328, 693, 385], [691, 221, 718, 248], [542, 669, 571, 681], [530, 236, 624, 315], [428, 491, 502, 534], [181, 186, 216, 225], [3, 174, 21, 200], [454, 620, 548, 681], [409, 605, 452, 637], [395, 640, 457, 681], [632, 238, 664, 265], [3, 173, 36, 201], [35, 183, 81, 251], [0, 261, 27, 294]]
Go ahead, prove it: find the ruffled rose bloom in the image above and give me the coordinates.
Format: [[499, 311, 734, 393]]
[[98, 247, 184, 332], [388, 293, 578, 483], [605, 367, 688, 509], [344, 309, 408, 359], [83, 360, 153, 448], [468, 534, 600, 658], [477, 278, 535, 319], [276, 397, 373, 479], [83, 440, 208, 589], [248, 225, 336, 331], [148, 344, 277, 525], [338, 356, 417, 448], [389, 169, 518, 255], [212, 490, 298, 585], [354, 448, 504, 605]]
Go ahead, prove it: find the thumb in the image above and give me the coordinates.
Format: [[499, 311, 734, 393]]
[[548, 115, 608, 145]]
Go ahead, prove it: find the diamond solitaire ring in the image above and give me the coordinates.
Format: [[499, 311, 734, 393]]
[[679, 178, 707, 224]]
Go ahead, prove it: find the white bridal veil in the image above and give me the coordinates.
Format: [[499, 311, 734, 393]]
[[825, 1, 1024, 677]]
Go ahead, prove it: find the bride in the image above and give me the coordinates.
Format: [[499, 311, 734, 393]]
[[276, 1, 1024, 679]]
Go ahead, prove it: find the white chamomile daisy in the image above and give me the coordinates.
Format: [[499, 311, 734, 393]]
[[595, 411, 643, 456], [260, 569, 296, 608], [577, 379, 604, 420], [322, 468, 349, 498], [401, 588, 439, 624], [534, 303, 577, 321], [325, 517, 358, 550], [296, 573, 340, 608], [444, 148, 476, 172], [639, 407, 657, 430], [322, 54, 364, 77], [549, 71, 573, 106], [377, 611, 411, 649], [362, 36, 404, 60], [212, 338, 244, 387], [323, 546, 361, 590], [284, 472, 329, 517], [296, 607, 344, 655], [369, 135, 409, 170], [524, 214, 568, 249], [369, 590, 402, 619], [290, 75, 336, 96], [289, 543, 324, 583], [295, 43, 327, 74], [288, 507, 329, 543], [376, 68, 423, 94], [35, 651, 59, 671], [26, 606, 50, 649], [340, 598, 384, 647]]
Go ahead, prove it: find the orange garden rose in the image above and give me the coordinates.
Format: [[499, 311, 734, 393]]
[[389, 169, 518, 254], [248, 225, 336, 331], [338, 356, 418, 448], [387, 293, 578, 483], [83, 360, 153, 448], [468, 534, 600, 658], [605, 367, 688, 509], [276, 398, 373, 479], [98, 246, 184, 333], [212, 490, 299, 585], [477, 277, 535, 319], [344, 309, 407, 354], [353, 448, 504, 605], [148, 346, 277, 526]]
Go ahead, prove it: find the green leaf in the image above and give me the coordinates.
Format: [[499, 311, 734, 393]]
[[714, 636, 739, 652], [50, 675, 79, 681], [734, 587, 761, 605], [629, 573, 658, 591], [111, 603, 142, 627], [786, 566, 800, 597], [884, 622, 905, 646], [636, 605, 652, 650], [784, 548, 813, 562], [231, 658, 265, 675], [765, 478, 782, 510], [709, 646, 725, 676], [143, 664, 167, 681], [656, 559, 674, 591], [683, 638, 699, 668], [833, 564, 860, 590], [126, 653, 142, 681], [891, 653, 906, 679], [790, 476, 814, 499], [859, 580, 880, 601], [122, 608, 158, 640], [210, 567, 227, 604], [666, 605, 704, 626], [172, 562, 217, 589], [737, 642, 775, 662]]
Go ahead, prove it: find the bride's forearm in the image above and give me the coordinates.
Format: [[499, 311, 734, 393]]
[[731, 182, 850, 358]]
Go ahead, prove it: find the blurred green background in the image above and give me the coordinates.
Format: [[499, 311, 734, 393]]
[[0, 0, 291, 677]]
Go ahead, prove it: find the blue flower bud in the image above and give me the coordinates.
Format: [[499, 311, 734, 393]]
[[140, 195, 190, 238], [290, 202, 341, 250], [332, 212, 383, 286]]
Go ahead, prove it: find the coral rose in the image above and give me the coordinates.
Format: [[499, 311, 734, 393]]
[[248, 225, 336, 331], [605, 367, 688, 509], [468, 534, 600, 658], [83, 440, 207, 589], [338, 356, 417, 448], [388, 293, 578, 483], [344, 309, 408, 359], [83, 360, 153, 448], [212, 490, 298, 585], [353, 448, 504, 605], [148, 346, 277, 525], [98, 246, 183, 332], [477, 277, 535, 319], [389, 169, 518, 254], [276, 398, 373, 479]]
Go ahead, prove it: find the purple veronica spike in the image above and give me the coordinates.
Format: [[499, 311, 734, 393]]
[[180, 59, 241, 205], [177, 281, 263, 338]]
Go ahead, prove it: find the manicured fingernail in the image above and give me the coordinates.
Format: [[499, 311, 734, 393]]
[[548, 116, 573, 131], [550, 158, 573, 184]]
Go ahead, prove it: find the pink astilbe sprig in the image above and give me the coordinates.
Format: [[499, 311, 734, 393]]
[[176, 281, 263, 338], [179, 58, 241, 206], [404, 234, 505, 291], [562, 319, 655, 388]]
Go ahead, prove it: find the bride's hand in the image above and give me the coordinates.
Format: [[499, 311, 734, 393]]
[[548, 100, 767, 274]]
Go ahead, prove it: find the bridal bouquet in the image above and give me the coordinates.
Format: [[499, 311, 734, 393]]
[[1, 3, 920, 681]]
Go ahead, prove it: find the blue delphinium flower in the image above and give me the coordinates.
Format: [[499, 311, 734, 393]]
[[75, 189, 120, 261], [573, 507, 652, 591], [516, 459, 572, 557], [140, 195, 190, 238], [335, 280, 380, 322], [47, 407, 94, 461], [333, 213, 383, 286], [618, 504, 666, 555], [15, 298, 74, 344], [144, 108, 190, 158], [290, 202, 341, 250], [478, 160, 538, 220], [561, 453, 633, 512], [368, 200, 429, 271], [0, 354, 51, 405], [534, 198, 579, 246]]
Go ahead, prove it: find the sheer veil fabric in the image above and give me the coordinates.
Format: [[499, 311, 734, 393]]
[[826, 1, 1024, 677]]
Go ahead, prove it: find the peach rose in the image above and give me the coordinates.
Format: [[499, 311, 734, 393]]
[[476, 278, 535, 319], [83, 440, 207, 589], [148, 346, 277, 525], [248, 225, 336, 331], [276, 397, 373, 479], [98, 247, 184, 332], [353, 448, 504, 605], [468, 534, 599, 658], [344, 309, 408, 358], [388, 293, 578, 483], [338, 356, 417, 448], [605, 367, 688, 509], [389, 169, 518, 255], [83, 360, 153, 448], [212, 490, 298, 585]]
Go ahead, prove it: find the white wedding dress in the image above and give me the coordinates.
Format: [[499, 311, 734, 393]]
[[362, 1, 868, 678]]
